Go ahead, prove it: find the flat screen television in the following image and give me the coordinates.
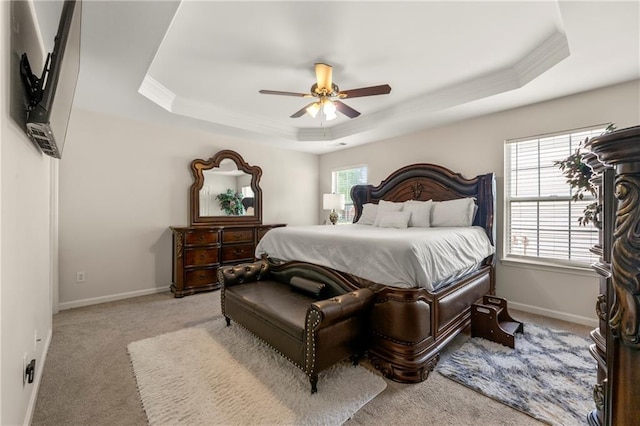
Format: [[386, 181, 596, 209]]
[[20, 0, 81, 159]]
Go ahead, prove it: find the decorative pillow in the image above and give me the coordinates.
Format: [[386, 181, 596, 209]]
[[357, 203, 378, 225], [403, 200, 433, 227], [373, 200, 404, 226], [290, 276, 326, 298], [377, 211, 411, 229], [431, 198, 476, 227]]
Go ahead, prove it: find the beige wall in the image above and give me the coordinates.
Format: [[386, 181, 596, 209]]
[[57, 108, 318, 309], [320, 79, 640, 325], [1, 1, 55, 423]]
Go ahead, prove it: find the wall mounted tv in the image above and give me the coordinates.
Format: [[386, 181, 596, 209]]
[[20, 0, 81, 159]]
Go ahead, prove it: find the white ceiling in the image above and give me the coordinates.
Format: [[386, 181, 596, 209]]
[[72, 1, 640, 154]]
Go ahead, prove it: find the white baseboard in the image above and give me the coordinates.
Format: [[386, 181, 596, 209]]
[[58, 286, 171, 311], [508, 301, 598, 328], [23, 328, 52, 426]]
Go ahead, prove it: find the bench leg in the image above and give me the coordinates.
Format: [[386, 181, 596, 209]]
[[350, 354, 360, 366], [310, 375, 318, 394], [225, 317, 231, 326]]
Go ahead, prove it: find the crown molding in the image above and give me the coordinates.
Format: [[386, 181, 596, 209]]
[[171, 96, 299, 140], [139, 30, 570, 143], [138, 75, 176, 112], [514, 30, 570, 85]]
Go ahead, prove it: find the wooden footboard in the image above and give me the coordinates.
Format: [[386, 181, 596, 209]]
[[366, 265, 494, 383]]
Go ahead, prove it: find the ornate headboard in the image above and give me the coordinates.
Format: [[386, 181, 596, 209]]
[[350, 163, 496, 245]]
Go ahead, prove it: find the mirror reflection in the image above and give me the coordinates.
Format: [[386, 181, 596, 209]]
[[199, 159, 255, 216]]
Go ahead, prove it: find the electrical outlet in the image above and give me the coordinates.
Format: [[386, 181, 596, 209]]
[[76, 271, 86, 283]]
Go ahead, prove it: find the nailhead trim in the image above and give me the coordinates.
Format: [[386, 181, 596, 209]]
[[305, 310, 321, 374]]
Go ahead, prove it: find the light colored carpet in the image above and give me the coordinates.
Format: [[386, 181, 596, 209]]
[[32, 289, 592, 426], [128, 318, 387, 426], [436, 323, 594, 425]]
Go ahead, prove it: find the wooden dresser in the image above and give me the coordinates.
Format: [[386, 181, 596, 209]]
[[173, 149, 286, 297], [585, 126, 640, 426], [170, 224, 285, 298]]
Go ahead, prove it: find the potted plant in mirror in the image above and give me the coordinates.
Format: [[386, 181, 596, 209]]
[[216, 189, 244, 215], [554, 124, 616, 226]]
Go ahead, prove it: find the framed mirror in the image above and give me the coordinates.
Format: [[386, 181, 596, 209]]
[[189, 150, 263, 225]]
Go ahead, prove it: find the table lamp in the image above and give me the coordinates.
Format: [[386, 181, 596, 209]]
[[323, 193, 345, 225]]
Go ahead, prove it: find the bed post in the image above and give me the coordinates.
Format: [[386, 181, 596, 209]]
[[475, 172, 496, 247]]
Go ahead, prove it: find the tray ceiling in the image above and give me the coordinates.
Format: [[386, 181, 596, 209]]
[[72, 1, 640, 153]]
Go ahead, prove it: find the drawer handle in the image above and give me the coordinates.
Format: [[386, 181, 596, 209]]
[[198, 235, 206, 242], [233, 249, 243, 255], [199, 253, 206, 260], [199, 274, 206, 279], [232, 234, 242, 241]]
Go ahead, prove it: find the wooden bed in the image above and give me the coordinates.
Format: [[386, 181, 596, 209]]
[[264, 163, 496, 383], [347, 163, 496, 382]]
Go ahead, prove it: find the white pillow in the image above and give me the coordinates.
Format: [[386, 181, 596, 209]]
[[377, 211, 411, 229], [403, 200, 432, 227], [357, 203, 378, 225], [373, 200, 404, 226], [431, 198, 476, 227]]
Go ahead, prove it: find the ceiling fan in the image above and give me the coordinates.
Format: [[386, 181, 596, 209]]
[[259, 63, 391, 121]]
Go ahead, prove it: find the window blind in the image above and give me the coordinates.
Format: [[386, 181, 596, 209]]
[[504, 126, 606, 266]]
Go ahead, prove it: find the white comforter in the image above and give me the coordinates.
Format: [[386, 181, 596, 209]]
[[255, 224, 495, 291]]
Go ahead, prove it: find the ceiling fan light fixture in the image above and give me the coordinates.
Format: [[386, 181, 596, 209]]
[[325, 110, 338, 121], [321, 97, 337, 121], [306, 102, 321, 118], [323, 97, 336, 112], [259, 63, 391, 122]]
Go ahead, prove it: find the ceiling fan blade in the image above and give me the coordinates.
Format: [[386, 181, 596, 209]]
[[338, 84, 392, 99], [290, 102, 317, 118], [315, 63, 333, 91], [259, 89, 312, 98], [334, 100, 361, 119]]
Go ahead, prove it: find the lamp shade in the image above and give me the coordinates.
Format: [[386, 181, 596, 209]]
[[323, 193, 345, 210]]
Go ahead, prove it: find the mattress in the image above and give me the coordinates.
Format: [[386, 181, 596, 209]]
[[255, 224, 495, 291]]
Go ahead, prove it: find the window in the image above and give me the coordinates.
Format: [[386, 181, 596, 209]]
[[504, 125, 607, 267], [241, 185, 254, 198], [331, 165, 368, 224]]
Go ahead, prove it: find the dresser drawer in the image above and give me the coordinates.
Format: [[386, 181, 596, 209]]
[[185, 267, 218, 287], [184, 248, 219, 267], [185, 229, 219, 245], [221, 243, 255, 263], [222, 229, 254, 244]]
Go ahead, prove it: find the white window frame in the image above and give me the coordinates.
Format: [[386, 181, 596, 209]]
[[503, 124, 608, 270], [331, 164, 368, 224]]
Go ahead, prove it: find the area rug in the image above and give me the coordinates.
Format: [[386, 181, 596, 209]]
[[436, 323, 594, 425], [128, 318, 387, 425]]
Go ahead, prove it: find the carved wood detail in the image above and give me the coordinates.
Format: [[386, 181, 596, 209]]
[[596, 294, 607, 322], [175, 232, 183, 258], [586, 125, 640, 426], [411, 182, 424, 199], [610, 176, 640, 348]]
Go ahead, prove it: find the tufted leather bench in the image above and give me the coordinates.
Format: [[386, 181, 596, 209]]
[[219, 259, 375, 393]]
